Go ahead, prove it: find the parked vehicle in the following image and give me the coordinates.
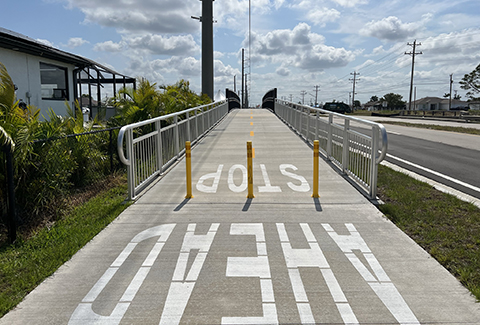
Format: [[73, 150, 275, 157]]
[[323, 102, 351, 114]]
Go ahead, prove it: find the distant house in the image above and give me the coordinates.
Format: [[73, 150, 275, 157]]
[[363, 100, 384, 111], [412, 97, 468, 111], [468, 101, 480, 110], [0, 27, 135, 120]]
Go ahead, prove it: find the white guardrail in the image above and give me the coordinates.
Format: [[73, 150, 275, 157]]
[[275, 99, 388, 199], [118, 100, 229, 200]]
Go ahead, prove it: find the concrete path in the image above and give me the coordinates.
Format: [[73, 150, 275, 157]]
[[2, 109, 480, 324]]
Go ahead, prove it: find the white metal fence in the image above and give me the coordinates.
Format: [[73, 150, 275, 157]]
[[117, 100, 229, 200], [275, 99, 388, 199]]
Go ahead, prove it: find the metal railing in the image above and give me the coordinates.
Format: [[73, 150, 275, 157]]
[[117, 100, 229, 200], [275, 99, 388, 199]]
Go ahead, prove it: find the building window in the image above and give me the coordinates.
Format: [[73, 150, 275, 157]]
[[40, 62, 68, 100]]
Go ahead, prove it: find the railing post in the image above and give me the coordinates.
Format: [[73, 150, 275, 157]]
[[156, 120, 163, 173], [185, 141, 193, 199], [174, 115, 180, 160], [327, 114, 333, 160], [195, 109, 199, 140], [306, 107, 310, 141], [370, 126, 380, 199], [312, 140, 320, 198], [315, 110, 319, 141], [126, 129, 135, 200], [186, 111, 191, 142], [342, 119, 350, 173]]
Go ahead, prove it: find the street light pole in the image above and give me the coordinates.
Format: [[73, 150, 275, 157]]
[[202, 0, 214, 101]]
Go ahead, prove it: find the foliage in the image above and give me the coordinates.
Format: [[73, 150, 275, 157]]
[[380, 93, 405, 109], [110, 78, 210, 126], [0, 178, 129, 317], [0, 62, 120, 240], [460, 63, 480, 101], [369, 95, 379, 102]]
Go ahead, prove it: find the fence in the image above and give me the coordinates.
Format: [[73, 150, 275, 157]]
[[1, 128, 124, 244], [274, 99, 388, 199], [117, 100, 229, 200]]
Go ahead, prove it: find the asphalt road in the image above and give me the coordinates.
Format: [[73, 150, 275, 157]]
[[353, 116, 480, 199]]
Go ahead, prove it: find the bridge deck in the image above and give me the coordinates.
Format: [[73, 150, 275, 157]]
[[2, 109, 479, 324]]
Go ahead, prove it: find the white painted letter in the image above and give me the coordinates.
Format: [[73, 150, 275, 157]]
[[228, 164, 247, 193], [322, 223, 420, 325], [258, 164, 282, 193], [69, 224, 176, 325], [160, 223, 219, 325], [222, 223, 278, 324], [196, 164, 223, 193], [276, 223, 358, 325], [279, 164, 310, 192]]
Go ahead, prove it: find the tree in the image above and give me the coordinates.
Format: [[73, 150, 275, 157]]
[[370, 95, 379, 102], [354, 100, 361, 108], [381, 93, 405, 110], [460, 64, 480, 101]]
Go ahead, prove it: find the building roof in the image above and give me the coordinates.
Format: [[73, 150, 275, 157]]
[[412, 96, 467, 106], [0, 27, 130, 78]]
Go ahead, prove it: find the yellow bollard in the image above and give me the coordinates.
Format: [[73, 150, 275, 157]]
[[247, 141, 255, 198], [185, 141, 193, 199], [312, 140, 320, 198]]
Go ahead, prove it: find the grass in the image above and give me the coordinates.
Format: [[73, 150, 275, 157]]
[[377, 164, 480, 301], [376, 120, 480, 135], [0, 177, 131, 317]]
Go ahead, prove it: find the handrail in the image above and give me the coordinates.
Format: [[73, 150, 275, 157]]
[[117, 100, 227, 167], [276, 99, 388, 164], [117, 99, 228, 199], [275, 99, 388, 199]]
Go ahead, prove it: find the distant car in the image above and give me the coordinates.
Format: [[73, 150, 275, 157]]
[[322, 102, 352, 114]]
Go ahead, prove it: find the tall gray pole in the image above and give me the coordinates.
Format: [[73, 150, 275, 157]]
[[202, 0, 214, 101], [406, 40, 422, 111]]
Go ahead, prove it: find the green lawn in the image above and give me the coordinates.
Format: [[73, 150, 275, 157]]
[[377, 164, 480, 301], [0, 178, 131, 317]]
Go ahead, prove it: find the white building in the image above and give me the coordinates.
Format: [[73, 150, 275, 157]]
[[412, 97, 468, 111], [0, 28, 135, 119]]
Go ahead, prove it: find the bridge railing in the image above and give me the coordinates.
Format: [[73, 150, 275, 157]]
[[275, 99, 388, 199], [118, 100, 229, 200]]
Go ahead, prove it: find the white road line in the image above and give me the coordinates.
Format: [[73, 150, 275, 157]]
[[387, 153, 480, 194]]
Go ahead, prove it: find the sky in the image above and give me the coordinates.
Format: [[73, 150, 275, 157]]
[[1, 0, 480, 106]]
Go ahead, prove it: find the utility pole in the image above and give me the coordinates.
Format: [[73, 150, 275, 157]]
[[350, 72, 359, 110], [241, 49, 245, 108], [313, 85, 320, 107], [234, 75, 236, 93], [405, 40, 422, 111], [300, 90, 307, 105], [289, 94, 293, 102], [449, 73, 453, 111], [192, 0, 215, 101]]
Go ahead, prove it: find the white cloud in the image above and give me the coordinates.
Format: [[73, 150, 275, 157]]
[[64, 37, 89, 48], [127, 34, 199, 56], [94, 40, 124, 52], [66, 0, 198, 33], [332, 0, 368, 7], [251, 23, 355, 71], [36, 39, 55, 47], [360, 16, 419, 41], [276, 66, 290, 76]]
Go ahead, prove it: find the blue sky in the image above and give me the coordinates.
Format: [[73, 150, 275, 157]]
[[1, 0, 480, 106]]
